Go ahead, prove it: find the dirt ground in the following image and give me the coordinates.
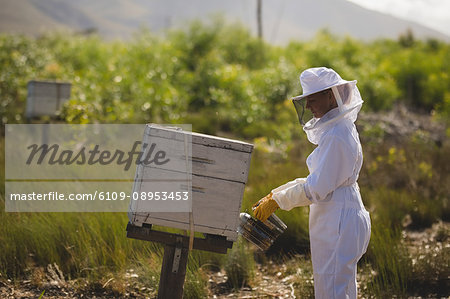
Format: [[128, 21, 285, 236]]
[[0, 265, 299, 299]]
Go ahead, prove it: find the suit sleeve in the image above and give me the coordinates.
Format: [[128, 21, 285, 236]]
[[271, 178, 312, 211]]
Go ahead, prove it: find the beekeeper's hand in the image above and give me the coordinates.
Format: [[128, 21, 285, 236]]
[[252, 192, 279, 222]]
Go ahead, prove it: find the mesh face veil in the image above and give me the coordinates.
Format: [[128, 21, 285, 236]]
[[292, 96, 307, 126], [292, 95, 314, 126]]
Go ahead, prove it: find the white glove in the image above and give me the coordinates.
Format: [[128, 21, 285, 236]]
[[271, 178, 311, 211]]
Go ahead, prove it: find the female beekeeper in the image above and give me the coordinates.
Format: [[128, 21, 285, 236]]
[[253, 67, 371, 299]]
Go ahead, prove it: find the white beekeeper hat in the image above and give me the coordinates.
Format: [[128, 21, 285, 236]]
[[293, 67, 356, 102], [292, 67, 364, 144]]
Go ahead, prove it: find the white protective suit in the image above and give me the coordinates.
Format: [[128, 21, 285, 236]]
[[272, 67, 371, 299]]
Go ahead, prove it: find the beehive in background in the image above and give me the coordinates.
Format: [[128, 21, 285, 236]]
[[26, 80, 71, 119]]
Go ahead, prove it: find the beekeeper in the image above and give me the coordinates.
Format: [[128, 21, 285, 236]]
[[253, 67, 371, 299]]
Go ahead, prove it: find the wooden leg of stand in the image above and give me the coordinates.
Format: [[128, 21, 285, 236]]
[[157, 241, 189, 299]]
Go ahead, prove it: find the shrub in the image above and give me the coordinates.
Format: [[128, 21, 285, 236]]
[[224, 238, 254, 289]]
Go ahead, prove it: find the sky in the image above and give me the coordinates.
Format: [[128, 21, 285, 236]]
[[347, 0, 450, 36]]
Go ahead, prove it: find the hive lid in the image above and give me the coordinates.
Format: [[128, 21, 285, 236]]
[[144, 124, 253, 153]]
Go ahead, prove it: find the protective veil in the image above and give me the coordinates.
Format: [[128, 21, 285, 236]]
[[272, 67, 371, 299]]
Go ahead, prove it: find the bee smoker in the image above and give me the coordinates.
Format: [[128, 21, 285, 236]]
[[237, 212, 287, 251]]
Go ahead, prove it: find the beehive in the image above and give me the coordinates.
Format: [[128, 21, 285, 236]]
[[26, 80, 71, 118], [128, 124, 253, 241]]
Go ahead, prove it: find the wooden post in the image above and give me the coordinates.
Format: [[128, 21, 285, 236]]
[[257, 0, 263, 39], [158, 240, 189, 299]]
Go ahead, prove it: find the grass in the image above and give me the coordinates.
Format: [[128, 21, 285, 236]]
[[224, 238, 255, 289], [285, 255, 315, 298], [364, 222, 411, 297], [1, 121, 449, 297]]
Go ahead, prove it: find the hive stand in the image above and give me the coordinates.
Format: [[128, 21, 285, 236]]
[[126, 223, 233, 299]]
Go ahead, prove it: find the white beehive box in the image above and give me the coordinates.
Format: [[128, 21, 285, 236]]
[[128, 124, 253, 241], [26, 80, 71, 118]]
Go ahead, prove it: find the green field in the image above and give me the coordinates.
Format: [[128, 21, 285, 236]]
[[1, 20, 449, 298]]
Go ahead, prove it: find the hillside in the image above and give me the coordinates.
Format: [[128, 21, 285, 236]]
[[0, 0, 449, 42]]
